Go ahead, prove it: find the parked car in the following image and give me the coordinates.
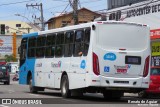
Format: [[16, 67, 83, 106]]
[[138, 67, 160, 98], [12, 71, 19, 81], [0, 65, 10, 85]]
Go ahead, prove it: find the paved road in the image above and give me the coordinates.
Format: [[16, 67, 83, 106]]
[[0, 75, 159, 107]]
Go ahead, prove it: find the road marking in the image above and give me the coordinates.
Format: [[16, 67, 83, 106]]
[[29, 94, 39, 97], [0, 105, 10, 107]]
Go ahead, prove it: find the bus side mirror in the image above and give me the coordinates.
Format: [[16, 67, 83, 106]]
[[18, 46, 21, 54]]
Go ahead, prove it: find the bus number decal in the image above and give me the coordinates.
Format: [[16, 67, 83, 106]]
[[104, 53, 116, 61], [80, 60, 86, 69]]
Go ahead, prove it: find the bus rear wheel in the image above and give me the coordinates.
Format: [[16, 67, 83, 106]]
[[138, 91, 148, 98], [29, 76, 37, 93], [61, 75, 71, 98]]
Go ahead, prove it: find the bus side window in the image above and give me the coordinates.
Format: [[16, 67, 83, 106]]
[[55, 32, 64, 57], [20, 38, 27, 59], [36, 36, 46, 58], [64, 31, 74, 57], [28, 37, 36, 58], [74, 30, 84, 57], [45, 34, 56, 58], [83, 28, 91, 56]]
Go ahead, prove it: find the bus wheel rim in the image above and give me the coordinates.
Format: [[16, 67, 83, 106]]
[[62, 81, 67, 94]]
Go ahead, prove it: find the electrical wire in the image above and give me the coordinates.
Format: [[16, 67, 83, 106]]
[[57, 3, 71, 27], [52, 0, 68, 2], [0, 0, 36, 6]]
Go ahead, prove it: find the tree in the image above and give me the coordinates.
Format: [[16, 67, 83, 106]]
[[4, 54, 17, 62]]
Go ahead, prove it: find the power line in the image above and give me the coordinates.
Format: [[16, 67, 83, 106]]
[[52, 0, 68, 2], [58, 3, 70, 17], [44, 4, 68, 10], [45, 0, 103, 11], [0, 0, 36, 6]]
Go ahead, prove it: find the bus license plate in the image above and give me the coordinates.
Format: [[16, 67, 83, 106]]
[[117, 69, 127, 73]]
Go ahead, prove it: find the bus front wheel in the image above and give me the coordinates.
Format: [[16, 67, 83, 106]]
[[61, 75, 71, 98]]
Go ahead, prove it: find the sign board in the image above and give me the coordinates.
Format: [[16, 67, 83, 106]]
[[0, 36, 13, 56], [151, 56, 160, 66], [152, 41, 160, 56], [106, 1, 160, 39], [151, 29, 160, 39]]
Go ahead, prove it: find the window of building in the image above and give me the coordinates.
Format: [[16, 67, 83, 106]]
[[61, 21, 71, 27], [16, 24, 21, 27]]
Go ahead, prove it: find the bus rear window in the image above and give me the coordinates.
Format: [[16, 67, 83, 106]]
[[98, 24, 148, 50]]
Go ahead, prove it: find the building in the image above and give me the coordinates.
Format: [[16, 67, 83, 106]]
[[106, 0, 160, 67], [107, 0, 147, 10], [46, 8, 101, 29], [0, 20, 40, 60], [0, 20, 40, 35]]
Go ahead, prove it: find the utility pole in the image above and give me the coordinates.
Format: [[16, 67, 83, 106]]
[[72, 0, 78, 25], [26, 3, 45, 31]]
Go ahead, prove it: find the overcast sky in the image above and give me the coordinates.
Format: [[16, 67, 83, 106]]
[[0, 0, 107, 23]]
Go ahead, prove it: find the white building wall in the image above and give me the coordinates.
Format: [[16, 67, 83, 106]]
[[0, 20, 40, 60], [0, 20, 40, 35]]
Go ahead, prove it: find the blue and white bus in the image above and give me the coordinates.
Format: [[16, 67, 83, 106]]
[[19, 21, 151, 99]]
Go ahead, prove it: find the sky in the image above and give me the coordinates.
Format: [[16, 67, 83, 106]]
[[0, 0, 107, 23]]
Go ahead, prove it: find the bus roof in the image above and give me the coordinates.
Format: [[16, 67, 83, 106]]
[[22, 32, 38, 38], [22, 21, 148, 38]]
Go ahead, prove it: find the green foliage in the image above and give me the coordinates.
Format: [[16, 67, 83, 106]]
[[4, 54, 17, 62]]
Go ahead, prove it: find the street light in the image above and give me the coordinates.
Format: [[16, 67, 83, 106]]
[[15, 14, 40, 33], [15, 14, 34, 25]]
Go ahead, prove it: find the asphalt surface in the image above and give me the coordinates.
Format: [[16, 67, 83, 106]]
[[0, 74, 159, 107]]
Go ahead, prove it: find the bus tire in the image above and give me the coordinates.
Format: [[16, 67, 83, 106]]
[[29, 76, 37, 93], [103, 91, 112, 100], [61, 75, 71, 98], [138, 91, 148, 98]]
